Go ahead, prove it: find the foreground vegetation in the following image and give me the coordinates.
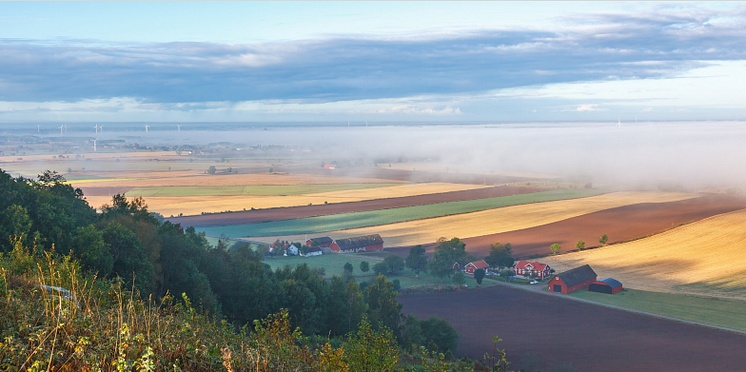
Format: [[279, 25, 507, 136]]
[[201, 189, 602, 237]]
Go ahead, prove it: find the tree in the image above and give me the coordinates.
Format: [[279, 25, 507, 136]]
[[474, 268, 485, 286], [484, 242, 514, 270], [344, 262, 354, 274], [343, 316, 399, 372], [207, 165, 216, 175], [373, 262, 388, 276], [405, 245, 428, 277], [420, 317, 458, 354], [452, 271, 465, 285], [600, 234, 608, 245], [550, 243, 561, 255], [364, 275, 403, 338], [71, 224, 113, 276], [360, 261, 369, 273], [383, 254, 405, 274], [575, 240, 585, 251], [427, 237, 467, 282]]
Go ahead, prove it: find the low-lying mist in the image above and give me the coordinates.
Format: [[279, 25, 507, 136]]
[[5, 121, 746, 192]]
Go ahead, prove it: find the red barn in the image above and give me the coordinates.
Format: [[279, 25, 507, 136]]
[[464, 260, 489, 275], [330, 234, 384, 253], [548, 265, 597, 294], [588, 278, 623, 294], [306, 236, 333, 249], [513, 260, 552, 279]]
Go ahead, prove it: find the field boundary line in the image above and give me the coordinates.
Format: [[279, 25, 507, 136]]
[[484, 278, 746, 336]]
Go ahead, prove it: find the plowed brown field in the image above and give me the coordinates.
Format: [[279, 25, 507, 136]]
[[455, 194, 746, 257], [399, 286, 746, 371], [85, 182, 487, 215], [168, 186, 545, 226], [543, 207, 746, 301], [252, 192, 697, 247]]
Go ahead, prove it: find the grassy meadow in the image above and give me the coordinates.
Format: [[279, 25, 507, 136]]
[[568, 289, 746, 332], [200, 189, 602, 237], [261, 253, 493, 290]]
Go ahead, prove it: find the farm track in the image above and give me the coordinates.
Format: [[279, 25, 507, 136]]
[[398, 285, 746, 371], [168, 186, 546, 227], [384, 194, 746, 258]]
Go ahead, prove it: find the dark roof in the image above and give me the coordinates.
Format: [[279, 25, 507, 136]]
[[308, 247, 322, 253], [556, 265, 597, 287], [334, 234, 383, 250], [596, 278, 623, 288], [311, 237, 333, 244]]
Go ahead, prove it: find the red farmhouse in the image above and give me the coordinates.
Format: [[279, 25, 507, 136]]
[[588, 278, 623, 294], [548, 264, 597, 294], [306, 237, 334, 249], [464, 260, 489, 275], [330, 234, 384, 253], [513, 260, 552, 279]]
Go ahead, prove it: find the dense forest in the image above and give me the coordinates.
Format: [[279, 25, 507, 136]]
[[0, 169, 512, 371]]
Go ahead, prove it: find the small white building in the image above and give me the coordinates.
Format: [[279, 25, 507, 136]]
[[285, 244, 299, 256], [304, 247, 323, 257]]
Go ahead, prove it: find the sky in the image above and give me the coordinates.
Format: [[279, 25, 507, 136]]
[[1, 1, 745, 123]]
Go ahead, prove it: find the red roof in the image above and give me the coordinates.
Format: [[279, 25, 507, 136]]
[[467, 260, 489, 269], [514, 260, 549, 271]]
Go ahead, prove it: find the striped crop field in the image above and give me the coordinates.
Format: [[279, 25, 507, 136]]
[[199, 189, 603, 237], [125, 183, 402, 197], [543, 207, 746, 301], [250, 191, 698, 248], [87, 182, 487, 216]]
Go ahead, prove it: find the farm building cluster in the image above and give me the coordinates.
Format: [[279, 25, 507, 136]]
[[269, 234, 384, 257], [548, 264, 623, 294]]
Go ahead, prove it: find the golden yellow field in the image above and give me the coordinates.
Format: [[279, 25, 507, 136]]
[[72, 172, 402, 188], [253, 191, 698, 247], [84, 182, 488, 215], [543, 208, 746, 301]]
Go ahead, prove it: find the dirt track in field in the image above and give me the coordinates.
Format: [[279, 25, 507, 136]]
[[398, 286, 746, 371], [166, 186, 546, 227], [384, 194, 746, 259]]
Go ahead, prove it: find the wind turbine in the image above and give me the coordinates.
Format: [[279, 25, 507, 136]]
[[94, 124, 99, 134], [144, 125, 150, 133], [37, 125, 40, 133], [176, 124, 181, 132], [58, 124, 64, 135], [64, 124, 67, 132], [92, 138, 98, 152], [617, 119, 623, 128], [99, 125, 103, 133]]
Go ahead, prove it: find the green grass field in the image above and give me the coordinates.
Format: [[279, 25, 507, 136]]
[[568, 288, 746, 332], [125, 183, 401, 197], [261, 252, 494, 290], [200, 189, 603, 237]]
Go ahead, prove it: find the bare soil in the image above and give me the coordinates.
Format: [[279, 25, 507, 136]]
[[166, 186, 545, 227], [398, 285, 746, 371], [385, 194, 746, 259]]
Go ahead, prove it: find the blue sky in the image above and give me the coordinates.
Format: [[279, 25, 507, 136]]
[[1, 1, 745, 123]]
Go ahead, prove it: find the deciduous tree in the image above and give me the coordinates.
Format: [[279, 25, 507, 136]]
[[575, 240, 585, 251], [474, 268, 485, 286], [405, 245, 428, 277], [600, 234, 608, 245], [550, 243, 561, 255], [484, 242, 514, 269], [383, 254, 405, 274]]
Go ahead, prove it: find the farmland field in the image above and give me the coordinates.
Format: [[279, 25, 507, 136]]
[[85, 182, 486, 215], [124, 183, 401, 197], [451, 194, 746, 257], [251, 191, 698, 247], [567, 288, 746, 332], [199, 189, 602, 237], [543, 207, 746, 301], [169, 185, 545, 227], [399, 285, 746, 371]]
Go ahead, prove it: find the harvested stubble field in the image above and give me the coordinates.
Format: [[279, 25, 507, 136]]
[[252, 192, 697, 247], [543, 208, 746, 301], [87, 182, 486, 216], [169, 186, 545, 227], [398, 285, 746, 371], [200, 189, 599, 237], [124, 183, 401, 197], [452, 194, 746, 258]]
